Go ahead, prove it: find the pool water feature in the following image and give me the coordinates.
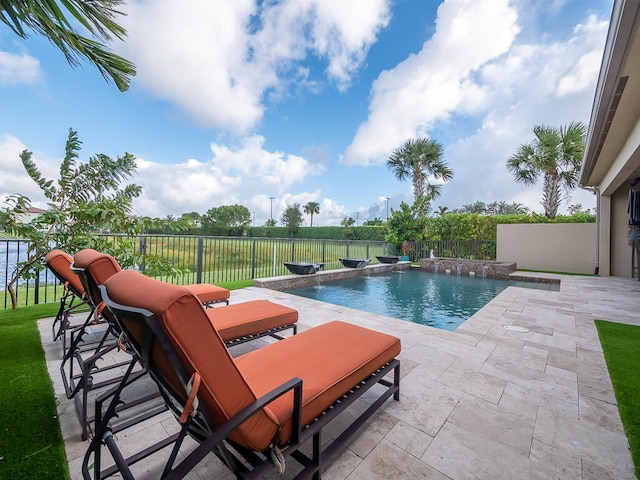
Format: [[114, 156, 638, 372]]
[[284, 270, 558, 331]]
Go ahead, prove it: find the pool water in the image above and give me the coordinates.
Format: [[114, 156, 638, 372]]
[[285, 270, 558, 331]]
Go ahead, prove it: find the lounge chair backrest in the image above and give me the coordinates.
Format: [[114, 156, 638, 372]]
[[102, 270, 280, 451], [72, 248, 122, 308], [45, 249, 86, 298]]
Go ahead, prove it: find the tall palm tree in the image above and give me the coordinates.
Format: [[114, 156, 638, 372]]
[[506, 122, 586, 218], [387, 138, 454, 204], [1, 1, 135, 91], [303, 201, 320, 227]]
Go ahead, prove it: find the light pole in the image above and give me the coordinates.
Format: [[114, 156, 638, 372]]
[[384, 196, 390, 221], [269, 196, 275, 222]]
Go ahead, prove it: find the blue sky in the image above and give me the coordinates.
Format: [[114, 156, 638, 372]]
[[0, 0, 613, 226]]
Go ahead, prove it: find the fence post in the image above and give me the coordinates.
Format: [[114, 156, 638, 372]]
[[322, 240, 326, 263], [346, 241, 350, 258], [251, 239, 256, 279], [366, 244, 370, 259], [291, 240, 295, 262], [272, 244, 277, 277], [197, 237, 204, 284], [138, 236, 147, 272], [34, 268, 40, 305]]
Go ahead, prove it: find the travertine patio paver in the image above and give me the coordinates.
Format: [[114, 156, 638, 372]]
[[39, 273, 640, 479]]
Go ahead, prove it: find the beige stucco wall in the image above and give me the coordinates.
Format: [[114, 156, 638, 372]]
[[610, 186, 633, 277], [497, 223, 597, 274]]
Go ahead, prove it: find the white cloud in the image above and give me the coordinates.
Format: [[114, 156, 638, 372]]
[[120, 0, 390, 133], [342, 0, 520, 166], [342, 0, 608, 215], [0, 134, 58, 208], [0, 50, 42, 86], [436, 11, 608, 214], [132, 135, 325, 217]]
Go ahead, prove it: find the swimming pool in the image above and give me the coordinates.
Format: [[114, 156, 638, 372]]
[[284, 270, 558, 331]]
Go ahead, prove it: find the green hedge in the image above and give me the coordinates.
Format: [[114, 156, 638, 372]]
[[424, 213, 595, 242], [160, 213, 595, 242], [246, 226, 386, 240]]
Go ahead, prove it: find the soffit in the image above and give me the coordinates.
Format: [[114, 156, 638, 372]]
[[581, 0, 640, 188]]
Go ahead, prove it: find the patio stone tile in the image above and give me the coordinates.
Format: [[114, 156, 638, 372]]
[[399, 343, 456, 379], [497, 391, 539, 418], [384, 365, 463, 437], [522, 343, 550, 361], [520, 330, 578, 355], [385, 420, 434, 459], [503, 382, 579, 419], [547, 350, 606, 377], [476, 330, 527, 350], [529, 438, 582, 479], [437, 358, 506, 404], [577, 344, 606, 362], [347, 439, 448, 479], [545, 363, 578, 382], [323, 447, 363, 480], [582, 458, 633, 480], [577, 368, 617, 404], [481, 351, 580, 407], [446, 393, 536, 455], [578, 395, 625, 433], [419, 332, 493, 357], [422, 421, 557, 480], [482, 345, 548, 376], [534, 406, 636, 479], [328, 405, 398, 458]]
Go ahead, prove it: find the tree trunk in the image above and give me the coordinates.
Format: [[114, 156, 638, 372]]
[[542, 171, 561, 218]]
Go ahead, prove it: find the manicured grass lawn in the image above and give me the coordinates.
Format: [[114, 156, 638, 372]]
[[596, 320, 640, 477], [0, 303, 69, 479]]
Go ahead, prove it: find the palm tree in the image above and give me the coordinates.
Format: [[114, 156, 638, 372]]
[[435, 206, 450, 216], [303, 201, 320, 227], [387, 138, 454, 205], [506, 122, 586, 218], [1, 1, 135, 91]]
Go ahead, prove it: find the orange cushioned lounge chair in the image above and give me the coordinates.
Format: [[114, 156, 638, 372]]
[[82, 270, 401, 480], [66, 249, 298, 440], [44, 249, 94, 354]]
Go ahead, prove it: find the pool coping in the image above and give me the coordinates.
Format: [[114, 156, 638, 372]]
[[253, 260, 561, 291], [253, 261, 413, 290]]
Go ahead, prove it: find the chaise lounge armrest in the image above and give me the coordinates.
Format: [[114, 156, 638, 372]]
[[166, 376, 303, 479]]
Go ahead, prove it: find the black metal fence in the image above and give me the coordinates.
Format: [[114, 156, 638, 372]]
[[0, 236, 496, 309]]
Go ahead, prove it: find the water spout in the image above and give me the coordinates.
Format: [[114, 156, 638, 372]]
[[457, 263, 462, 275], [482, 265, 488, 279], [430, 248, 435, 259]]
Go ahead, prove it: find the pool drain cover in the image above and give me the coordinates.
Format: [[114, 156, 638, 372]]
[[503, 325, 530, 333]]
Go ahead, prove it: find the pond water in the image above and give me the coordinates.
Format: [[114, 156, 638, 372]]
[[0, 241, 51, 290]]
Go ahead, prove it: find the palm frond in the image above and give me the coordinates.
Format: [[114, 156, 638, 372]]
[[0, 0, 135, 91]]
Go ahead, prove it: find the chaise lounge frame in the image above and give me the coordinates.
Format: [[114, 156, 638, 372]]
[[65, 248, 299, 441], [82, 271, 400, 479], [44, 249, 95, 355]]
